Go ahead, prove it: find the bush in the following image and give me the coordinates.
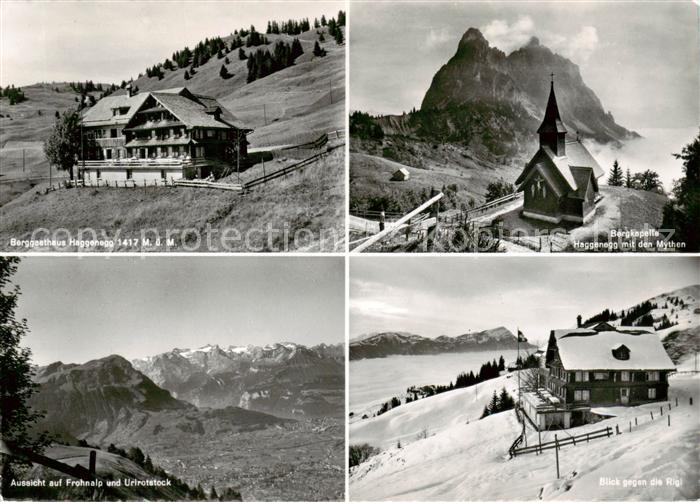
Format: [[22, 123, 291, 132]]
[[485, 179, 515, 202]]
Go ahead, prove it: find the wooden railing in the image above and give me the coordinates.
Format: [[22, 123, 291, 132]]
[[510, 426, 613, 457], [243, 143, 343, 191], [0, 440, 97, 481], [174, 179, 242, 191], [77, 158, 207, 169], [466, 191, 523, 218]]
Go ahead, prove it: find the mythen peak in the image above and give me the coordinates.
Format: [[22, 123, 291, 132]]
[[458, 27, 488, 49]]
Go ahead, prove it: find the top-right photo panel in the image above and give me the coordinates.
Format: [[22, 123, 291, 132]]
[[349, 1, 699, 253]]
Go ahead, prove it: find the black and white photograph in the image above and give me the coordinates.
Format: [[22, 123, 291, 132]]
[[0, 1, 346, 252], [349, 256, 699, 500], [0, 256, 345, 500], [349, 1, 699, 253]]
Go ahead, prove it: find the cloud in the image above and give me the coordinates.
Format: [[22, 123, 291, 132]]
[[542, 26, 599, 62], [481, 16, 599, 63], [568, 26, 599, 61], [425, 27, 452, 49], [481, 15, 535, 54]]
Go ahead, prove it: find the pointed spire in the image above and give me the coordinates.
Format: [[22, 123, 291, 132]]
[[537, 78, 567, 134]]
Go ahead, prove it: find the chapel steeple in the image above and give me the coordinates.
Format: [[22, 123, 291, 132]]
[[537, 75, 567, 156]]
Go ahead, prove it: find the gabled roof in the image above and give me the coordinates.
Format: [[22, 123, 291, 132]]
[[81, 87, 250, 131], [565, 140, 604, 178], [151, 92, 248, 130], [517, 140, 603, 196], [520, 162, 568, 198], [551, 328, 675, 371], [537, 81, 567, 134], [80, 92, 149, 127], [516, 147, 578, 192]]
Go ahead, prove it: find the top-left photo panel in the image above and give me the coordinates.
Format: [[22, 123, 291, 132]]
[[0, 0, 346, 253]]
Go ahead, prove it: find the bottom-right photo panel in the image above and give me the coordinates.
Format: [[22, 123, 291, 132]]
[[349, 256, 699, 501]]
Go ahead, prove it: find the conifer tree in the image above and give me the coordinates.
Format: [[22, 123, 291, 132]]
[[1, 258, 51, 495], [608, 159, 624, 186]]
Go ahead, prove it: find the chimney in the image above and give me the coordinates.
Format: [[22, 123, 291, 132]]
[[576, 315, 582, 328], [126, 83, 133, 97]]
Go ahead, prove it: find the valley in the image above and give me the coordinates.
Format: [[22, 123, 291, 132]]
[[26, 344, 345, 500]]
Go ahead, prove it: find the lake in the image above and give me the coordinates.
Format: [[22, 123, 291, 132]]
[[349, 350, 529, 414]]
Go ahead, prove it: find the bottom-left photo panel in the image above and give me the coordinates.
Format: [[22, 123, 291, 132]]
[[0, 256, 345, 501]]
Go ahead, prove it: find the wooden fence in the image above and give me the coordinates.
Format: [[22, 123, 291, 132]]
[[351, 191, 443, 253], [511, 426, 613, 457], [45, 177, 179, 192], [0, 440, 97, 481], [242, 143, 343, 191], [466, 192, 523, 219], [174, 179, 242, 191]]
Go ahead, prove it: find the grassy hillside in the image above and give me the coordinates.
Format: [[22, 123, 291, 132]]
[[350, 136, 520, 215], [0, 83, 89, 145], [0, 24, 344, 211], [129, 26, 344, 148], [0, 147, 344, 252]]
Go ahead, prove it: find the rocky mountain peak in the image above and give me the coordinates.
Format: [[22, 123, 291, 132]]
[[420, 29, 637, 144], [459, 27, 488, 47]]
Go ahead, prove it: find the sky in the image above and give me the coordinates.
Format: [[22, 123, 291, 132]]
[[12, 256, 344, 365], [350, 1, 700, 130], [0, 0, 343, 87], [350, 256, 700, 346]]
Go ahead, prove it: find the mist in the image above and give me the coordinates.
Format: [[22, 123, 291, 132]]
[[585, 127, 698, 192]]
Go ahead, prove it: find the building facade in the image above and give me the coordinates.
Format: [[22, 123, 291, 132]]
[[515, 80, 604, 225], [78, 86, 251, 183], [522, 323, 675, 429]]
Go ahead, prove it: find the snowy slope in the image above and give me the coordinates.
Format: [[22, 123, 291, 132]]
[[600, 285, 700, 337], [350, 372, 518, 450], [350, 374, 699, 501]]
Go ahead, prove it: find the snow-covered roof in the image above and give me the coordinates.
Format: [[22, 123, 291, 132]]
[[553, 329, 675, 371]]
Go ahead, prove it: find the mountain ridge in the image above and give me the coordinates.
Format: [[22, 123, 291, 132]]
[[350, 327, 536, 360], [131, 342, 344, 418]]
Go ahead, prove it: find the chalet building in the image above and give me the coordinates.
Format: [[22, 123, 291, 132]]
[[78, 86, 251, 183], [522, 324, 675, 430], [515, 79, 604, 225]]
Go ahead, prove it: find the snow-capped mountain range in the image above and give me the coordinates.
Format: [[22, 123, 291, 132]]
[[131, 342, 344, 418], [350, 327, 536, 360]]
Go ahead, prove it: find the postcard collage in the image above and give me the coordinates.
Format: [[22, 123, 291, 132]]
[[0, 1, 698, 501]]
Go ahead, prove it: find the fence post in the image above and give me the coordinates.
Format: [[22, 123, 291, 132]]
[[635, 417, 637, 426], [660, 406, 663, 416], [668, 414, 670, 427], [690, 397, 693, 406], [668, 402, 671, 411], [426, 187, 439, 252], [629, 421, 632, 433], [676, 397, 678, 407], [89, 450, 96, 475], [606, 426, 611, 437], [538, 430, 542, 454], [554, 434, 560, 479], [650, 411, 654, 420], [615, 424, 620, 435]]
